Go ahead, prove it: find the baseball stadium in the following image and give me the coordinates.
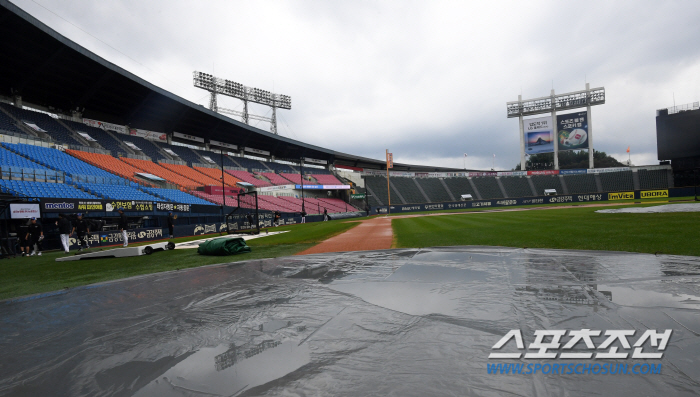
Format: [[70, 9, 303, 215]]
[[1, 1, 700, 396]]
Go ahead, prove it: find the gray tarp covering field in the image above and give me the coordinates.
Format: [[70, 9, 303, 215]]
[[1, 247, 700, 396], [596, 203, 700, 213]]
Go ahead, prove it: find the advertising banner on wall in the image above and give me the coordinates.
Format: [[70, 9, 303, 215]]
[[523, 116, 554, 154], [83, 118, 128, 134], [10, 203, 41, 219], [557, 111, 589, 151], [131, 129, 167, 141]]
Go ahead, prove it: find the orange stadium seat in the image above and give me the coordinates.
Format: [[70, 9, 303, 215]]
[[193, 166, 242, 187], [121, 157, 199, 189], [159, 162, 221, 186], [66, 150, 155, 187]]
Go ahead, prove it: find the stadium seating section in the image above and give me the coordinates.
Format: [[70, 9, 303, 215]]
[[66, 150, 153, 186], [564, 174, 598, 194], [161, 144, 202, 165], [599, 171, 634, 192], [160, 162, 222, 186], [76, 182, 161, 201], [265, 162, 296, 173], [227, 170, 272, 187], [233, 157, 270, 171], [0, 103, 82, 146], [471, 177, 504, 199], [638, 169, 669, 190], [0, 109, 29, 135], [258, 172, 291, 186], [142, 187, 214, 205], [62, 120, 126, 156], [530, 175, 563, 196], [122, 135, 167, 160], [194, 166, 242, 187], [280, 173, 303, 185], [415, 178, 452, 202], [310, 173, 343, 185], [391, 177, 425, 204], [500, 177, 534, 198], [442, 178, 477, 200], [3, 143, 124, 183], [121, 157, 199, 189], [0, 179, 97, 199]]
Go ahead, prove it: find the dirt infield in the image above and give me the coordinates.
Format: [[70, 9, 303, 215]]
[[296, 217, 394, 254], [296, 201, 682, 255]]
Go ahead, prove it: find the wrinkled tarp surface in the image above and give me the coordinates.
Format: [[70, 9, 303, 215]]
[[1, 246, 700, 396], [197, 237, 251, 256], [596, 202, 700, 213]]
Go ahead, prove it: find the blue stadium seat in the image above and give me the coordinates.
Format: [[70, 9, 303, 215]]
[[141, 187, 215, 205], [75, 182, 162, 201], [0, 179, 98, 199]]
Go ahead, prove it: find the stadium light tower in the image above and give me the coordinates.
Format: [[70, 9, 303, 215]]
[[193, 71, 291, 134]]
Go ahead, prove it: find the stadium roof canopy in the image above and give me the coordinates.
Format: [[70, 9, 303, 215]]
[[0, 0, 464, 172]]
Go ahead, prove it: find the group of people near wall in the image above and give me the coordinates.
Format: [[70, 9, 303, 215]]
[[17, 210, 178, 256]]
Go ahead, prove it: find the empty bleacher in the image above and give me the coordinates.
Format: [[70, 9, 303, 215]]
[[599, 171, 634, 192], [66, 150, 153, 186], [442, 178, 477, 200], [122, 135, 166, 160], [227, 170, 272, 187], [75, 182, 161, 201], [194, 166, 242, 187], [0, 103, 82, 146], [259, 172, 292, 186], [193, 150, 240, 168], [0, 109, 29, 135], [310, 173, 343, 185], [500, 177, 534, 198], [365, 176, 390, 206], [190, 191, 238, 206], [161, 144, 202, 165], [564, 174, 598, 194], [391, 177, 425, 203], [530, 175, 563, 196], [3, 143, 124, 182], [265, 162, 297, 173], [160, 162, 221, 186], [62, 120, 126, 156], [280, 173, 303, 185], [0, 146, 48, 170], [415, 178, 452, 202], [471, 177, 504, 199], [233, 157, 270, 171], [121, 157, 199, 189], [0, 179, 97, 199], [638, 169, 669, 190], [141, 187, 214, 205]]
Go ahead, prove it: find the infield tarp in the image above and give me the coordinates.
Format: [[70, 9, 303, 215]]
[[197, 237, 251, 256], [2, 247, 700, 396]]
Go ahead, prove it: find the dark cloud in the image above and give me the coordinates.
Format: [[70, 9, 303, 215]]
[[11, 0, 700, 169]]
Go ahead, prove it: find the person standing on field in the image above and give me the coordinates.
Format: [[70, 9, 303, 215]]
[[118, 208, 129, 247], [72, 213, 90, 251], [26, 217, 44, 256], [56, 213, 72, 253], [167, 212, 175, 239]]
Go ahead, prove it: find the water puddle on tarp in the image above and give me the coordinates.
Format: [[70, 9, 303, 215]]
[[2, 247, 700, 396]]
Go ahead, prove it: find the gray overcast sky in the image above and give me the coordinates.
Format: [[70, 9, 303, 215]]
[[10, 0, 700, 170]]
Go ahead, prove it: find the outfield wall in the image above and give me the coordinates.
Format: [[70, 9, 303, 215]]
[[370, 187, 696, 215]]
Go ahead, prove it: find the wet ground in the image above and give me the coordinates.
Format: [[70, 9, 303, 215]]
[[596, 202, 700, 213], [2, 246, 700, 396]]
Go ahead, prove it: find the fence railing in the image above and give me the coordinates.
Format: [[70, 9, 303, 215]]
[[71, 174, 130, 186], [0, 167, 64, 182], [159, 159, 187, 166], [68, 144, 111, 155], [122, 153, 151, 161], [0, 133, 54, 148]]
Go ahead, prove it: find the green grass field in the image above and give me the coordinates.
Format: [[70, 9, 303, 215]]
[[2, 200, 698, 301], [0, 220, 358, 301], [392, 205, 700, 256]]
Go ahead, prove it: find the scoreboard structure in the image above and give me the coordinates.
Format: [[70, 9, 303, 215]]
[[507, 83, 605, 170]]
